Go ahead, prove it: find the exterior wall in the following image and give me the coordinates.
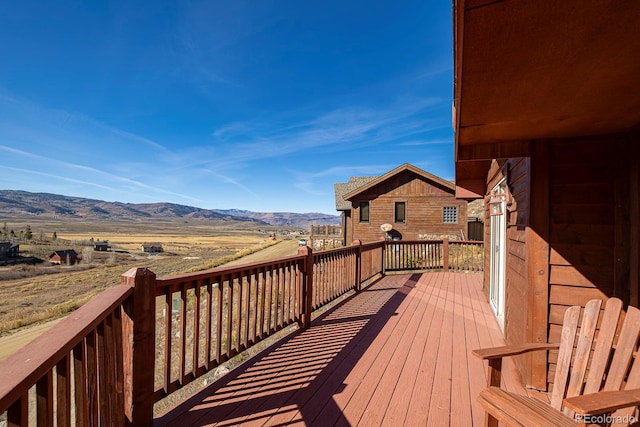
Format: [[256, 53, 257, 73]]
[[483, 158, 545, 388], [347, 171, 468, 243], [484, 134, 640, 390], [545, 137, 634, 386]]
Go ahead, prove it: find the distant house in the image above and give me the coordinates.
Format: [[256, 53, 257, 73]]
[[0, 242, 19, 258], [49, 249, 79, 265], [334, 163, 469, 246], [93, 241, 111, 252], [141, 243, 163, 253]]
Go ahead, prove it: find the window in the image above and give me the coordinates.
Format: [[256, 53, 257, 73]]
[[394, 202, 406, 223], [443, 206, 458, 223], [359, 201, 370, 222]]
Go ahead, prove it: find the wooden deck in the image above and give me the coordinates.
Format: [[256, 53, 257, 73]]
[[155, 272, 526, 426]]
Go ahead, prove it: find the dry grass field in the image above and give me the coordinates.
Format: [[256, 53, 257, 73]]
[[0, 217, 300, 337]]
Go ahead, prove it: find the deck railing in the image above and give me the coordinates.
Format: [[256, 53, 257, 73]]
[[385, 238, 484, 272], [0, 238, 481, 426]]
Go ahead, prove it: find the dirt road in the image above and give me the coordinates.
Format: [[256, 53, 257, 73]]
[[0, 319, 61, 361], [0, 239, 302, 361], [222, 239, 302, 267]]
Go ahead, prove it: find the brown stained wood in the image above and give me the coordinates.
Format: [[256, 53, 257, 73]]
[[179, 285, 187, 385], [215, 281, 223, 365], [258, 269, 266, 339], [630, 138, 640, 308], [550, 265, 613, 288], [7, 393, 28, 427], [603, 306, 640, 391], [163, 288, 172, 394], [192, 280, 201, 379], [358, 272, 436, 426], [549, 286, 609, 306], [113, 308, 125, 426], [564, 389, 640, 416], [155, 272, 519, 427], [479, 387, 578, 427], [563, 299, 601, 416], [97, 322, 109, 426], [550, 305, 580, 410], [233, 273, 247, 352], [73, 341, 88, 426], [36, 371, 53, 426], [56, 355, 72, 427], [614, 140, 631, 305], [264, 269, 273, 334], [205, 280, 213, 369], [120, 267, 156, 426], [0, 285, 132, 415], [449, 274, 473, 426], [226, 274, 234, 358], [251, 271, 258, 345], [104, 313, 116, 424], [86, 330, 99, 426], [611, 343, 640, 423]]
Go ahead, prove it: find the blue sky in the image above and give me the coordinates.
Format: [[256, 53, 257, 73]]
[[0, 0, 454, 215]]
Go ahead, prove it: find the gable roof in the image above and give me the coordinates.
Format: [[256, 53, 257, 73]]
[[50, 249, 78, 258], [342, 163, 455, 201], [334, 176, 377, 211]]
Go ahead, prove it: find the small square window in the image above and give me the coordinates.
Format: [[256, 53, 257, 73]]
[[359, 201, 370, 222], [395, 202, 406, 223], [443, 206, 458, 224]]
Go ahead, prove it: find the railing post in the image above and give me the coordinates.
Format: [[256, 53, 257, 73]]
[[381, 238, 387, 276], [443, 237, 450, 272], [353, 240, 362, 292], [121, 267, 156, 427], [298, 246, 314, 329]]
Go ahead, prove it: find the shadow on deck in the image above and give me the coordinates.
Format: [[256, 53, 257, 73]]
[[155, 272, 525, 426]]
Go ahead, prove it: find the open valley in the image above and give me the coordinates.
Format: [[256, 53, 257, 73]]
[[0, 216, 302, 348]]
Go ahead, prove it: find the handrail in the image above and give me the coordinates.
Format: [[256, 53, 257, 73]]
[[0, 284, 133, 425]]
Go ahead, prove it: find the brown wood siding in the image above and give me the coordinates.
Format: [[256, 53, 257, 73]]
[[545, 136, 634, 389], [483, 159, 536, 386], [347, 171, 468, 243], [504, 158, 531, 383]]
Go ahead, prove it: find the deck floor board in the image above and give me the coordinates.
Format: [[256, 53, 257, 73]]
[[155, 272, 526, 426]]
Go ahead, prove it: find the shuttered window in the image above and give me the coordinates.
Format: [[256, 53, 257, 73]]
[[359, 201, 370, 222], [395, 202, 406, 223]]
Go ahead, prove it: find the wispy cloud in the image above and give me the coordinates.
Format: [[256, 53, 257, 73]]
[[204, 170, 262, 199], [208, 97, 447, 170], [0, 166, 118, 191], [398, 138, 452, 146]]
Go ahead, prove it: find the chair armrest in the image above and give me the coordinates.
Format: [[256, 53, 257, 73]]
[[472, 343, 559, 360], [563, 388, 640, 415]]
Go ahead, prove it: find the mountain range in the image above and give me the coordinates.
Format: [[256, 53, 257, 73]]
[[0, 190, 340, 228]]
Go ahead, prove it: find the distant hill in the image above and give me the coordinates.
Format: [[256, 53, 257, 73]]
[[213, 209, 341, 228], [0, 190, 340, 228]]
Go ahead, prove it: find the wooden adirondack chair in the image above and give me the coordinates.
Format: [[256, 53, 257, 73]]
[[473, 298, 640, 427]]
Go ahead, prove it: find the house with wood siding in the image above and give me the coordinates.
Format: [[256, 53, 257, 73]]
[[49, 249, 79, 265], [334, 164, 468, 245], [453, 0, 640, 391]]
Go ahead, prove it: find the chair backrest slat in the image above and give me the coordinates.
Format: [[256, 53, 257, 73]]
[[583, 298, 623, 394], [551, 305, 581, 410], [562, 299, 602, 416], [554, 298, 640, 427], [611, 321, 640, 427], [604, 306, 640, 391]]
